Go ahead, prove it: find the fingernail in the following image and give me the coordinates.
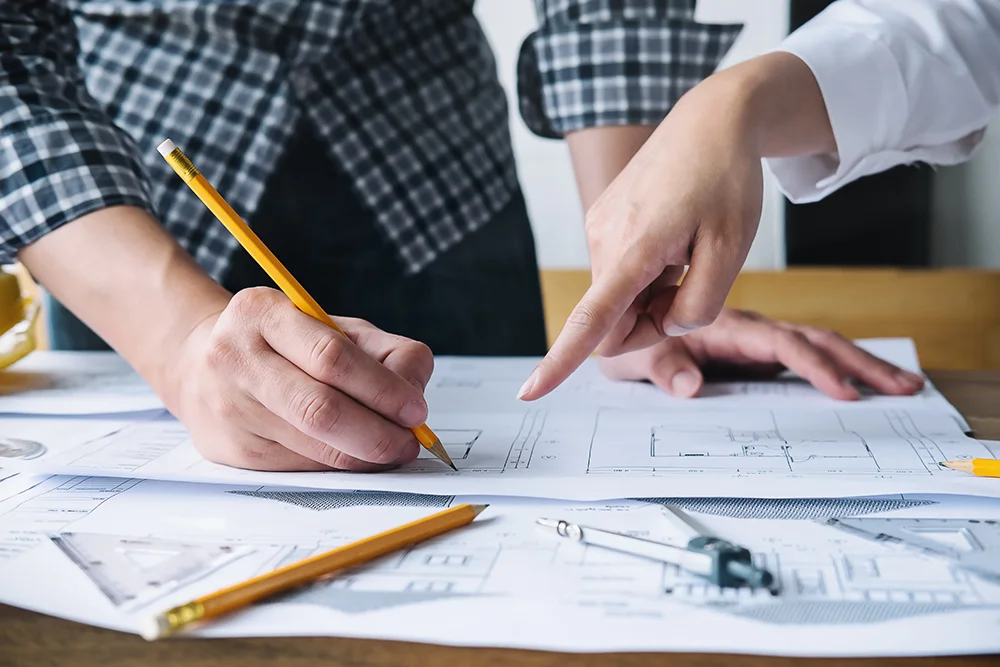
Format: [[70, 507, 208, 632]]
[[896, 370, 924, 387], [517, 368, 538, 400], [670, 370, 700, 397], [398, 400, 427, 427], [841, 378, 860, 397], [665, 323, 697, 337]]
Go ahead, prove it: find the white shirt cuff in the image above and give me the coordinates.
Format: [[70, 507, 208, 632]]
[[764, 24, 985, 204]]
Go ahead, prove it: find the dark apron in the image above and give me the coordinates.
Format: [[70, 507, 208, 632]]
[[46, 121, 548, 357]]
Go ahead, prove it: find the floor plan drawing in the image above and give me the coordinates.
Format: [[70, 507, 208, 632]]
[[586, 408, 990, 477], [7, 404, 997, 500]]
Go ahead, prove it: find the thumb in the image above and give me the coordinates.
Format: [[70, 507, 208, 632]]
[[646, 343, 704, 398]]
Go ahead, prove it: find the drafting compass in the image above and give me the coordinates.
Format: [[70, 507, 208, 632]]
[[536, 504, 777, 593], [819, 517, 1000, 583]]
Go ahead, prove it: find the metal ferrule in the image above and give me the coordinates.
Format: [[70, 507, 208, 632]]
[[164, 148, 200, 183]]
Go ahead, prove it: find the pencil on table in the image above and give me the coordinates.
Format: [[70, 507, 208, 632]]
[[940, 458, 1000, 478], [157, 139, 455, 470], [142, 503, 488, 640]]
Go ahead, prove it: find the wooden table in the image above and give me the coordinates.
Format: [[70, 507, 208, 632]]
[[4, 371, 1000, 667]]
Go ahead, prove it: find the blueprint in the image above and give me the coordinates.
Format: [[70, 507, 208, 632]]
[[424, 338, 969, 429], [0, 339, 968, 427], [6, 405, 997, 500], [1, 474, 999, 656]]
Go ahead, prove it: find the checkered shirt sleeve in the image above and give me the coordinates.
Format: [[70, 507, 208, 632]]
[[517, 0, 744, 138], [0, 1, 155, 265]]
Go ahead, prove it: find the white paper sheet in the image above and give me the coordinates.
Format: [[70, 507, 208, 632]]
[[0, 339, 967, 428], [423, 338, 968, 429], [5, 404, 997, 500], [1, 475, 999, 656], [0, 352, 163, 414]]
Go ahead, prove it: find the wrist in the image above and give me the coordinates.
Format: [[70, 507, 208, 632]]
[[705, 52, 835, 158], [565, 125, 657, 211], [153, 303, 226, 418]]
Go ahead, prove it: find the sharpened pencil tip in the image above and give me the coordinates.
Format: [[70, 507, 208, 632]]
[[424, 439, 457, 470], [471, 504, 489, 517], [940, 460, 973, 473]]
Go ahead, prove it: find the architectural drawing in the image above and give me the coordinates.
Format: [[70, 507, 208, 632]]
[[0, 475, 140, 560], [2, 475, 1000, 654], [587, 408, 989, 477], [7, 405, 996, 500]]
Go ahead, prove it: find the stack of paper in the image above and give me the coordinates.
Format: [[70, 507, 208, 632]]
[[1, 340, 999, 657]]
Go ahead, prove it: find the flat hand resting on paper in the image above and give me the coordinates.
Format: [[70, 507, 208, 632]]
[[171, 287, 431, 472], [598, 308, 926, 400]]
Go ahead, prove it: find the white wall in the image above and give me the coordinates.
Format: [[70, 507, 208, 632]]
[[474, 0, 791, 271], [931, 110, 1000, 267]]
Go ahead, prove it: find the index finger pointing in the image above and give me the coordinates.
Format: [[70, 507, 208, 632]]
[[519, 269, 651, 401]]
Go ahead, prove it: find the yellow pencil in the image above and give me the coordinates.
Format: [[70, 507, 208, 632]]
[[142, 503, 488, 640], [941, 458, 1000, 478], [157, 139, 455, 470]]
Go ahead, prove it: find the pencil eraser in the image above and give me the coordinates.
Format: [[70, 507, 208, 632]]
[[140, 614, 169, 641], [157, 139, 177, 157]]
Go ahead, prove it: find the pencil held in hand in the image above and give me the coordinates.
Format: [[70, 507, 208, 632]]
[[143, 503, 488, 640], [157, 139, 455, 470], [941, 458, 1000, 478]]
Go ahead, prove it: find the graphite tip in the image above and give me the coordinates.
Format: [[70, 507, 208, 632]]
[[425, 440, 457, 470]]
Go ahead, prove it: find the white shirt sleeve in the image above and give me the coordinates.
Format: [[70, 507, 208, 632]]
[[763, 0, 1000, 203]]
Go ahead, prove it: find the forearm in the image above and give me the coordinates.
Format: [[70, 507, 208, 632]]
[[18, 206, 231, 395], [565, 125, 656, 211], [564, 51, 832, 213]]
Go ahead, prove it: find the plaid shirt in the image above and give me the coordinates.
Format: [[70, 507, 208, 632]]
[[0, 1, 741, 280]]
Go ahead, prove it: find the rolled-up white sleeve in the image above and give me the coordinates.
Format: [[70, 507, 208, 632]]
[[764, 0, 1000, 203]]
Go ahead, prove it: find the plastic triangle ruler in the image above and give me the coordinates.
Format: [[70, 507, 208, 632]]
[[819, 517, 1000, 582], [51, 532, 254, 611]]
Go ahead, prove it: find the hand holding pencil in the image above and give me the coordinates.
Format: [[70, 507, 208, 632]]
[[156, 139, 454, 472]]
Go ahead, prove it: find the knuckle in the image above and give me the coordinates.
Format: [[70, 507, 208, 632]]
[[229, 287, 278, 321], [311, 333, 351, 377], [194, 431, 264, 468], [368, 380, 393, 411], [291, 387, 342, 434], [232, 437, 270, 466], [406, 341, 435, 381], [314, 447, 360, 471], [779, 328, 811, 348], [812, 327, 848, 346], [408, 340, 434, 365], [205, 336, 241, 374], [367, 431, 407, 464], [565, 300, 604, 332], [210, 394, 243, 421]]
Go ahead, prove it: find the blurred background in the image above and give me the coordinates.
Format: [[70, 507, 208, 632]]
[[474, 0, 1000, 273]]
